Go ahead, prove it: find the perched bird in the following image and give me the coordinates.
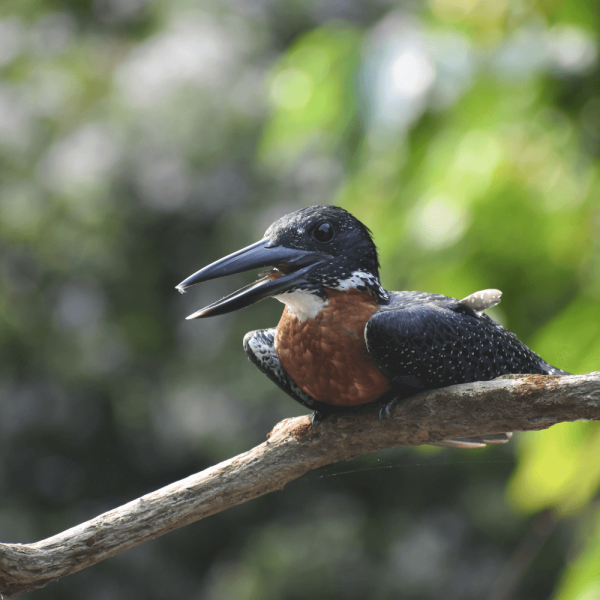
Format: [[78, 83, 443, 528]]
[[177, 206, 567, 447]]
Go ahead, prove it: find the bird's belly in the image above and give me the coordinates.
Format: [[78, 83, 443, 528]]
[[275, 290, 390, 406]]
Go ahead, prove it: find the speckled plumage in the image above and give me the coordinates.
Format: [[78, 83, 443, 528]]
[[244, 289, 566, 415], [179, 205, 568, 445], [365, 291, 565, 397], [240, 208, 567, 416]]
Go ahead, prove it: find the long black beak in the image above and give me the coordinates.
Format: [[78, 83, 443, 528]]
[[176, 238, 326, 319]]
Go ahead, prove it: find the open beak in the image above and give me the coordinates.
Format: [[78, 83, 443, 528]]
[[176, 239, 326, 319]]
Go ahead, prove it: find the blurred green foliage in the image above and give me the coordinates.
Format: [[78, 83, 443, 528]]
[[1, 0, 600, 598]]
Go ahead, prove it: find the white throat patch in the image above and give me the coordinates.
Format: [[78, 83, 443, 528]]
[[276, 290, 328, 323]]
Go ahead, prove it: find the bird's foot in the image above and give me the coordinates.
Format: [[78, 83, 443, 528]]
[[311, 410, 325, 428], [378, 391, 411, 422], [378, 397, 399, 423]]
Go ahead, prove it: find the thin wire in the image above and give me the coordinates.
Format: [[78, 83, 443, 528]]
[[286, 454, 515, 486]]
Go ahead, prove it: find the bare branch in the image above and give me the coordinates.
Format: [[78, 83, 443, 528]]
[[1, 373, 598, 598]]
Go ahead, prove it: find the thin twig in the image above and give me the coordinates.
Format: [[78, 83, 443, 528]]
[[0, 373, 598, 598]]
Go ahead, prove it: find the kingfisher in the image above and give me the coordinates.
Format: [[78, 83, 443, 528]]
[[176, 206, 567, 447]]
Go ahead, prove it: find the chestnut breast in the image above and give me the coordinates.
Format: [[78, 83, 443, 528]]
[[275, 289, 390, 406]]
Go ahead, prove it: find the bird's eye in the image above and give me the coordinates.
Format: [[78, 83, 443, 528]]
[[312, 221, 334, 243]]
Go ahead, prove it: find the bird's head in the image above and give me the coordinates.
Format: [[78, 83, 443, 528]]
[[177, 205, 387, 319]]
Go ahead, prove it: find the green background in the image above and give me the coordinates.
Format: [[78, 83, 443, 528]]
[[1, 0, 599, 598]]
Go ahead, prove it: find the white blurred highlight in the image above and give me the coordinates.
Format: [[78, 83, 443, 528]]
[[0, 18, 24, 66], [389, 47, 436, 100], [115, 14, 247, 107], [360, 13, 597, 136], [39, 124, 122, 192], [410, 196, 470, 249]]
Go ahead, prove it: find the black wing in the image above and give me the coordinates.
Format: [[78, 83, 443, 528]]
[[365, 291, 567, 397]]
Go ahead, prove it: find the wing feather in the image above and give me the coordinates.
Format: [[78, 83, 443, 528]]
[[365, 292, 566, 396]]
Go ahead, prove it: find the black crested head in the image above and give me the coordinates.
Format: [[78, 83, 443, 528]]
[[177, 205, 387, 319], [265, 205, 381, 285]]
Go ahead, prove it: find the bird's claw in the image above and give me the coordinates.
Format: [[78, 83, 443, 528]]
[[378, 398, 398, 423], [311, 410, 324, 428]]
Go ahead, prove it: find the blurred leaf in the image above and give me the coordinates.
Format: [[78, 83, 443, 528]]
[[259, 25, 361, 169], [529, 296, 600, 375], [509, 422, 600, 515], [553, 509, 600, 600]]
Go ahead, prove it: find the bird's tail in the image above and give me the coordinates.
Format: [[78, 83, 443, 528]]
[[431, 432, 512, 449]]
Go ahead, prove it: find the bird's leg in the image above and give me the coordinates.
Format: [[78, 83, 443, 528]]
[[311, 410, 325, 427], [378, 402, 393, 423], [377, 391, 407, 423]]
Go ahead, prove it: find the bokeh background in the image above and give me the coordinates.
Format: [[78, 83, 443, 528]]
[[1, 0, 600, 598]]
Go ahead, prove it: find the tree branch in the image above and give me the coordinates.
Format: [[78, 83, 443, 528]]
[[1, 373, 598, 598]]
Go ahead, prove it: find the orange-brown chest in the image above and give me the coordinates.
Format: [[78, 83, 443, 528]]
[[275, 289, 390, 406]]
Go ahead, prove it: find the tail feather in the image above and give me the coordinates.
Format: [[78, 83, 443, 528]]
[[431, 432, 512, 449]]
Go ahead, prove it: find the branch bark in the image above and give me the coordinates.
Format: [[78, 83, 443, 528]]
[[1, 373, 599, 598]]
